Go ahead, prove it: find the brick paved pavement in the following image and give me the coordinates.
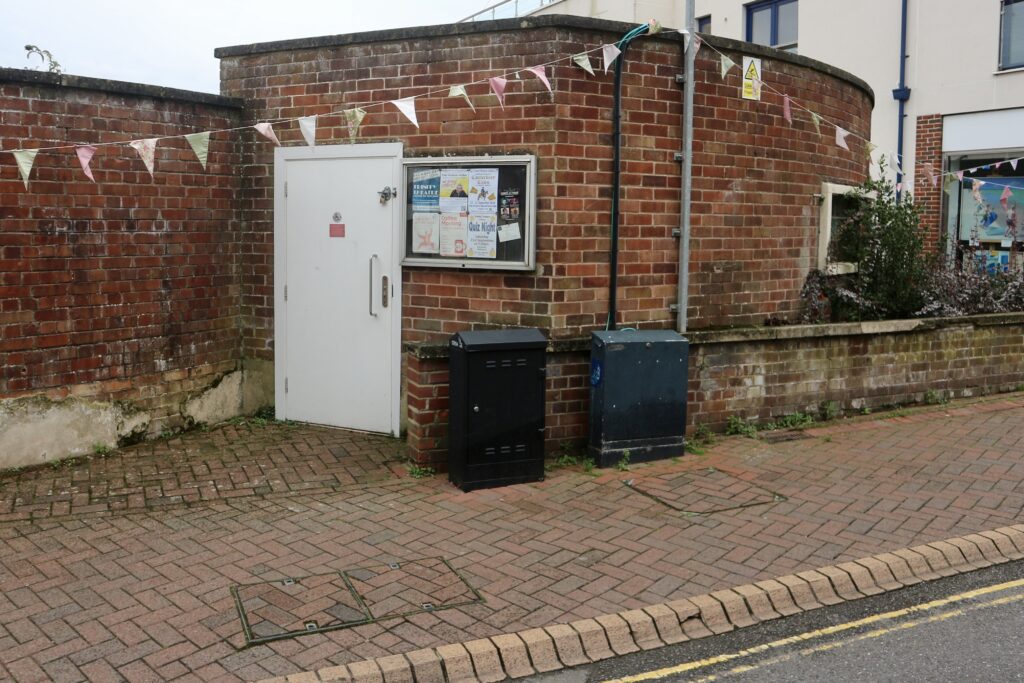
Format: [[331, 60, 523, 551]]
[[1, 394, 1023, 681]]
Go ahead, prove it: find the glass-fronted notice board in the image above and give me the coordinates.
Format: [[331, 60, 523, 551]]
[[402, 155, 537, 270]]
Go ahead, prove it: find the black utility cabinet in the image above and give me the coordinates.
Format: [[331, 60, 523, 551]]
[[589, 330, 688, 468], [448, 329, 547, 492]]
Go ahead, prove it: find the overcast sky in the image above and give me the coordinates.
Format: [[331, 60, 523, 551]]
[[0, 0, 475, 93]]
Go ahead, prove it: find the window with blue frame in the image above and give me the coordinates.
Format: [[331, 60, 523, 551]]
[[746, 0, 798, 52], [1002, 0, 1024, 69], [697, 15, 712, 33]]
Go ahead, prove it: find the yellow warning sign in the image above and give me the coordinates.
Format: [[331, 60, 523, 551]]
[[742, 56, 762, 101]]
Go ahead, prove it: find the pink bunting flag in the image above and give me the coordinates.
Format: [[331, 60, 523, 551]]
[[392, 97, 419, 128], [835, 126, 850, 151], [693, 35, 702, 53], [254, 122, 281, 146], [129, 138, 158, 177], [923, 166, 936, 188], [896, 182, 902, 194], [526, 66, 551, 92], [782, 95, 792, 125], [956, 170, 964, 182], [76, 145, 97, 182], [1001, 185, 1013, 210], [602, 43, 621, 73], [489, 77, 508, 109]]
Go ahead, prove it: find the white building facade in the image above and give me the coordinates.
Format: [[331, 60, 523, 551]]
[[465, 0, 1024, 258]]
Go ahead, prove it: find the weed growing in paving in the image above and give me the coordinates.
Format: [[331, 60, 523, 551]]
[[923, 389, 948, 405], [762, 412, 815, 431], [615, 451, 631, 472], [406, 464, 435, 479], [819, 400, 841, 421], [725, 415, 758, 438]]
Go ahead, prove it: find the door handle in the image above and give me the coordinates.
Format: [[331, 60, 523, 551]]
[[382, 275, 389, 309], [369, 254, 379, 317]]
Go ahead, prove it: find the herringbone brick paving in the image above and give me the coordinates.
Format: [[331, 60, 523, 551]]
[[1, 394, 1023, 681]]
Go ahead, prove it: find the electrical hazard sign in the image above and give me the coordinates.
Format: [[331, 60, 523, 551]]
[[742, 56, 762, 101]]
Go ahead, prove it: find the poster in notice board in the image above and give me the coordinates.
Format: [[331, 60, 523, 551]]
[[404, 159, 532, 269]]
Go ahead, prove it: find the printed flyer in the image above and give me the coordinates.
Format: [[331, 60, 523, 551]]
[[439, 212, 468, 257], [500, 187, 520, 219], [466, 214, 498, 258], [411, 168, 440, 213], [412, 212, 440, 254], [468, 168, 499, 214], [439, 169, 470, 214]]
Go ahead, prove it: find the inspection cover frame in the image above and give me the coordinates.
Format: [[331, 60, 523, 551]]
[[625, 465, 787, 515], [231, 556, 484, 646]]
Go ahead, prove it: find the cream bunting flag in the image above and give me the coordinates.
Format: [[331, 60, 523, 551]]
[[254, 122, 280, 146], [602, 43, 621, 73], [865, 141, 877, 160], [76, 146, 97, 182], [448, 85, 475, 111], [573, 53, 595, 76], [298, 116, 317, 147], [489, 77, 508, 109], [344, 108, 367, 140], [526, 66, 551, 92], [129, 138, 158, 177], [810, 112, 822, 135], [835, 126, 850, 151], [392, 97, 419, 128], [12, 149, 39, 189], [720, 54, 735, 79], [185, 132, 211, 170], [782, 95, 792, 125]]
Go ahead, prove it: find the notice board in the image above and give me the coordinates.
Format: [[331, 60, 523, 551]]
[[402, 155, 536, 270]]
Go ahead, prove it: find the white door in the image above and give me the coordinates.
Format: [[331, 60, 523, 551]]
[[274, 143, 403, 435]]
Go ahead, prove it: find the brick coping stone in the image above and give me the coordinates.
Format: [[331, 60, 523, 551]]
[[256, 524, 1024, 683]]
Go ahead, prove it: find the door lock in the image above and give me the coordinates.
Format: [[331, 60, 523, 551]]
[[377, 186, 397, 204]]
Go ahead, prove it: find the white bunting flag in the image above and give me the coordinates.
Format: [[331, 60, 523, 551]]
[[12, 149, 39, 189], [526, 66, 551, 92], [602, 43, 621, 73], [344, 108, 367, 140], [489, 77, 508, 109], [76, 145, 97, 182], [573, 53, 595, 76], [835, 126, 850, 151], [888, 152, 902, 174], [720, 54, 736, 79], [1012, 159, 1019, 171], [298, 116, 317, 147], [254, 122, 281, 146], [129, 138, 158, 177], [185, 132, 211, 170], [810, 112, 822, 135], [392, 97, 419, 128], [448, 85, 475, 111]]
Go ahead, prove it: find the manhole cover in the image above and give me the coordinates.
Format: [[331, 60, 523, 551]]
[[760, 430, 812, 444], [232, 573, 369, 645], [625, 466, 785, 515], [344, 557, 482, 620], [231, 557, 483, 645]]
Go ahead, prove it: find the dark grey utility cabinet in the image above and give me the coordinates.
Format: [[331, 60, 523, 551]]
[[448, 329, 547, 492], [588, 330, 688, 468]]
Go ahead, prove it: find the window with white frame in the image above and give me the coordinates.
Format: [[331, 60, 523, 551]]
[[818, 182, 861, 274], [1001, 0, 1024, 70], [746, 0, 798, 53]]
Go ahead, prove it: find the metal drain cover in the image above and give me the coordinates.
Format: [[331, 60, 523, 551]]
[[344, 557, 481, 620], [626, 466, 785, 515]]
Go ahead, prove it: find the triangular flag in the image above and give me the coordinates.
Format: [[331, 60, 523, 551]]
[[782, 95, 792, 125], [76, 145, 97, 182], [185, 132, 211, 170], [923, 165, 935, 188], [865, 141, 878, 160], [448, 85, 475, 111], [1012, 159, 1019, 171], [129, 138, 158, 177], [956, 170, 965, 182], [647, 19, 662, 34], [693, 35, 702, 53], [888, 152, 902, 174], [12, 149, 39, 189], [573, 53, 595, 76], [602, 43, 621, 73], [392, 97, 419, 128], [896, 182, 902, 193], [254, 122, 281, 146], [975, 180, 985, 189], [344, 108, 367, 140], [720, 54, 735, 79], [298, 116, 317, 147], [810, 112, 822, 134], [835, 126, 850, 151], [526, 66, 551, 92], [489, 77, 507, 109], [1000, 185, 1012, 209]]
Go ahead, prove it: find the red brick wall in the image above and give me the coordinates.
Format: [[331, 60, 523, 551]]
[[0, 72, 243, 430], [914, 114, 944, 249]]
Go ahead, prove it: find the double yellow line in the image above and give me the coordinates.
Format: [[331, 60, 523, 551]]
[[605, 577, 1024, 683]]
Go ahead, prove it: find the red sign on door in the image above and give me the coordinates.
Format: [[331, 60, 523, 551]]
[[329, 223, 346, 238]]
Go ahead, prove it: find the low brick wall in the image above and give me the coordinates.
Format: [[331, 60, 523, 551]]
[[405, 313, 1024, 466]]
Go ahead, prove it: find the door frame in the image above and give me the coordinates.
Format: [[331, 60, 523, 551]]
[[273, 142, 404, 436]]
